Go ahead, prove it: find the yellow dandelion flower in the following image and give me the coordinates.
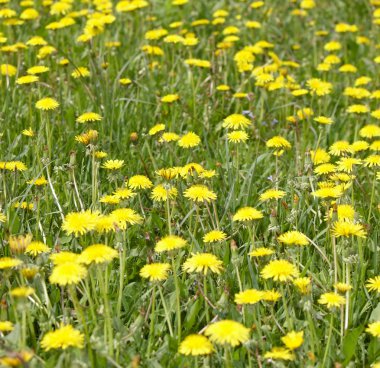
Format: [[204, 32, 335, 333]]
[[148, 124, 165, 136], [366, 322, 380, 337], [151, 184, 178, 202], [140, 263, 171, 281], [234, 289, 263, 305], [278, 231, 309, 246], [223, 114, 251, 130], [259, 189, 286, 201], [62, 210, 98, 236], [25, 241, 50, 256], [233, 207, 263, 222], [71, 67, 90, 78], [360, 125, 380, 139], [78, 244, 118, 265], [204, 320, 250, 347], [281, 331, 304, 350], [335, 282, 352, 293], [161, 94, 179, 103], [318, 292, 346, 309], [331, 220, 366, 238], [314, 116, 333, 125], [227, 130, 249, 143], [293, 277, 311, 294], [264, 347, 294, 361], [178, 132, 201, 148], [35, 97, 59, 111], [76, 112, 102, 123], [184, 185, 217, 203], [10, 286, 35, 298], [0, 321, 13, 332], [248, 247, 274, 257], [179, 334, 214, 356], [366, 276, 380, 292], [203, 230, 227, 243], [102, 159, 124, 170], [183, 253, 223, 275], [50, 251, 79, 266], [49, 262, 87, 286], [41, 325, 84, 351], [16, 75, 39, 84], [261, 259, 299, 282], [155, 235, 187, 252], [266, 136, 291, 149]]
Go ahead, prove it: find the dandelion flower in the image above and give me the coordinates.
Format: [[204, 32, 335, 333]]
[[261, 259, 299, 282], [249, 247, 274, 257], [281, 331, 304, 350], [227, 130, 249, 143], [366, 322, 380, 337], [183, 253, 223, 275], [10, 286, 35, 298], [233, 207, 263, 222], [50, 251, 79, 265], [293, 277, 311, 294], [335, 282, 352, 293], [223, 114, 251, 130], [204, 320, 250, 347], [78, 244, 118, 265], [155, 235, 187, 252], [0, 321, 13, 332], [41, 325, 84, 351], [102, 159, 124, 170], [76, 112, 102, 123], [331, 220, 366, 238], [161, 94, 179, 103], [179, 335, 214, 356], [366, 276, 380, 292], [277, 231, 309, 246], [0, 257, 22, 270], [140, 263, 171, 281], [49, 262, 87, 286], [62, 211, 98, 236], [266, 136, 291, 153], [203, 230, 227, 243], [35, 97, 59, 111], [264, 347, 294, 361], [151, 184, 178, 202], [71, 67, 90, 78], [178, 132, 201, 148], [110, 208, 143, 227], [128, 175, 153, 190], [234, 289, 263, 305], [16, 75, 39, 84], [25, 241, 50, 256], [148, 124, 165, 136], [318, 292, 346, 309], [260, 189, 286, 201], [262, 289, 281, 302], [184, 185, 217, 203]]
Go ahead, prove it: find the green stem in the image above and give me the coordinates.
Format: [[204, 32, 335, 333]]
[[147, 286, 156, 357], [158, 284, 174, 337], [171, 257, 181, 342], [322, 313, 334, 367]]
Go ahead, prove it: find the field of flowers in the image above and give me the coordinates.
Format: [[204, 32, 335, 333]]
[[1, 0, 380, 366]]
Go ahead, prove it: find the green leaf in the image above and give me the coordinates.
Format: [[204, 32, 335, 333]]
[[343, 325, 364, 365], [184, 298, 202, 332], [370, 303, 380, 323]]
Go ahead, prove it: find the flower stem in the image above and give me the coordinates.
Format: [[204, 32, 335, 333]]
[[322, 313, 334, 367], [158, 284, 174, 337]]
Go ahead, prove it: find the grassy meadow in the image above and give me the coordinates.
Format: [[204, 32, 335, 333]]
[[0, 0, 380, 366]]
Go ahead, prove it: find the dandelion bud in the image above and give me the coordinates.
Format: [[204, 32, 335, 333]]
[[130, 132, 138, 142]]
